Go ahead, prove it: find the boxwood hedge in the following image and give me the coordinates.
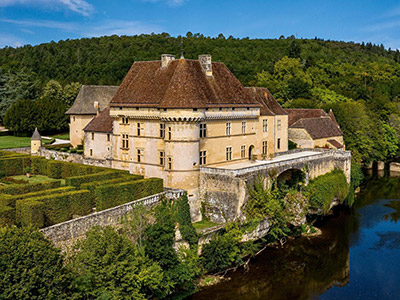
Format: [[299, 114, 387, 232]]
[[16, 200, 45, 228], [95, 178, 163, 211], [0, 180, 61, 195], [0, 205, 15, 226], [65, 170, 129, 187], [0, 156, 30, 176]]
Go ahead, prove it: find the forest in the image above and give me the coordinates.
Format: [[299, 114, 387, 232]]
[[1, 33, 400, 164]]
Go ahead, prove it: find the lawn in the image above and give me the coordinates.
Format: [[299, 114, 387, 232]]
[[0, 136, 52, 149], [50, 132, 70, 140], [5, 175, 58, 184], [193, 218, 219, 231]]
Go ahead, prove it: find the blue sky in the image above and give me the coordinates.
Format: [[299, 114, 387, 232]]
[[1, 0, 400, 49]]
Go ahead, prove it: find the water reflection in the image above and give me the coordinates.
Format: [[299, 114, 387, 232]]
[[191, 175, 400, 300]]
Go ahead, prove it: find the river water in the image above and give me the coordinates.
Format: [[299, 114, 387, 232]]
[[191, 174, 400, 300]]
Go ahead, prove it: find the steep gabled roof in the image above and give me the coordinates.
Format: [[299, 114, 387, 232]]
[[328, 109, 339, 127], [84, 107, 113, 133], [109, 59, 260, 109], [291, 117, 343, 139], [285, 108, 328, 126], [245, 87, 287, 116], [31, 128, 41, 140], [66, 85, 119, 115]]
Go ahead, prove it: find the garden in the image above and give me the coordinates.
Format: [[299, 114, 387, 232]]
[[0, 150, 163, 228]]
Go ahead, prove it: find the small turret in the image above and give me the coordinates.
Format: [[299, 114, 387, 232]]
[[31, 128, 42, 154]]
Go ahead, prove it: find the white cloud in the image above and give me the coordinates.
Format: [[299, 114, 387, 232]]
[[0, 0, 94, 16], [140, 0, 185, 7], [1, 18, 79, 31]]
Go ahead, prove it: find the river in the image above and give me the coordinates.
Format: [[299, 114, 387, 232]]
[[191, 174, 400, 300]]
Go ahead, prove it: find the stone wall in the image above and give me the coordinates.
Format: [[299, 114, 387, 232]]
[[200, 149, 351, 223], [40, 189, 184, 249]]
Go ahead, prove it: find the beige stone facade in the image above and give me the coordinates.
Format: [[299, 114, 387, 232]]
[[70, 115, 94, 147]]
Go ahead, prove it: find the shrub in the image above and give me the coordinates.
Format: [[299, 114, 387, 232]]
[[176, 193, 198, 247], [76, 150, 83, 155], [0, 156, 30, 176], [0, 180, 61, 195], [95, 178, 163, 211], [43, 160, 105, 179], [0, 186, 76, 208], [31, 157, 48, 175], [16, 200, 45, 228], [65, 171, 128, 187], [0, 205, 15, 226], [304, 169, 349, 213]]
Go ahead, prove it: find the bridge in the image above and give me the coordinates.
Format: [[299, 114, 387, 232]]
[[199, 149, 351, 223]]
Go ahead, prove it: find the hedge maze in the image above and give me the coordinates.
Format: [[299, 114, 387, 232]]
[[0, 151, 163, 228]]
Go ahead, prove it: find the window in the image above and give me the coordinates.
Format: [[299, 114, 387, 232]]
[[137, 123, 142, 136], [73, 116, 75, 122], [89, 149, 93, 156], [122, 134, 129, 149], [159, 151, 165, 166], [160, 124, 165, 138], [107, 134, 110, 142], [241, 145, 246, 158], [200, 123, 207, 138], [242, 121, 246, 134], [263, 141, 267, 155], [200, 151, 207, 165], [226, 147, 232, 161], [226, 122, 231, 136], [91, 132, 94, 140], [122, 117, 129, 124], [277, 119, 281, 130], [168, 127, 172, 140], [137, 148, 143, 163], [277, 138, 281, 150], [263, 119, 268, 132], [168, 157, 172, 170]]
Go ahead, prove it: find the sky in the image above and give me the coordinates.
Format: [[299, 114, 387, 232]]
[[1, 0, 400, 49]]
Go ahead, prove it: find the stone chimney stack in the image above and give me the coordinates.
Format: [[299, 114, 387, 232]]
[[94, 101, 99, 115], [199, 54, 212, 76], [161, 54, 175, 68]]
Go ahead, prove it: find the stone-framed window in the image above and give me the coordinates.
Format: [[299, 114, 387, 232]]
[[167, 157, 172, 170], [137, 123, 142, 136], [241, 145, 246, 158], [89, 149, 93, 156], [226, 146, 232, 161], [263, 119, 268, 132], [200, 123, 207, 138], [122, 134, 129, 149], [137, 148, 143, 163], [160, 124, 165, 138], [107, 134, 110, 142], [242, 121, 246, 134], [91, 132, 94, 140], [122, 117, 129, 124], [159, 151, 165, 166], [200, 151, 207, 165], [277, 138, 281, 150], [226, 122, 231, 136], [277, 119, 281, 130], [262, 141, 267, 155], [168, 127, 172, 140]]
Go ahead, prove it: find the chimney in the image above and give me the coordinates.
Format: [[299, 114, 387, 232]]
[[199, 54, 212, 76], [94, 101, 99, 115], [161, 54, 175, 68]]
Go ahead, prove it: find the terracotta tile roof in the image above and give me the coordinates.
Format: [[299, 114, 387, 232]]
[[245, 87, 287, 116], [285, 108, 328, 126], [328, 139, 344, 149], [66, 85, 119, 115], [83, 107, 113, 133], [109, 59, 260, 109], [291, 117, 343, 139]]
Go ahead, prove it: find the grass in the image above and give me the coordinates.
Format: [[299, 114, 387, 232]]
[[49, 132, 70, 140], [193, 218, 219, 231], [0, 135, 52, 149], [7, 175, 57, 184]]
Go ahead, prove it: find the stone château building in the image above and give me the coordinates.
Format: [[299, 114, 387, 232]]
[[78, 54, 289, 211]]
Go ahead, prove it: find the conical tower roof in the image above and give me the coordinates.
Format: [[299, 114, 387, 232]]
[[31, 128, 41, 140]]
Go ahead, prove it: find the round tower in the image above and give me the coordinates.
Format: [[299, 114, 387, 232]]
[[31, 128, 42, 155]]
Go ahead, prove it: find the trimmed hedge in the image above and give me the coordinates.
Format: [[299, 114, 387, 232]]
[[0, 156, 30, 176], [16, 200, 45, 228], [0, 180, 61, 195], [17, 190, 92, 227], [0, 186, 76, 208], [65, 171, 129, 187], [0, 205, 15, 226], [95, 178, 163, 211]]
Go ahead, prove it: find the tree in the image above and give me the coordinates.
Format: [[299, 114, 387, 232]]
[[62, 82, 81, 108], [0, 227, 71, 299], [70, 226, 165, 300], [288, 39, 301, 58], [3, 99, 37, 135]]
